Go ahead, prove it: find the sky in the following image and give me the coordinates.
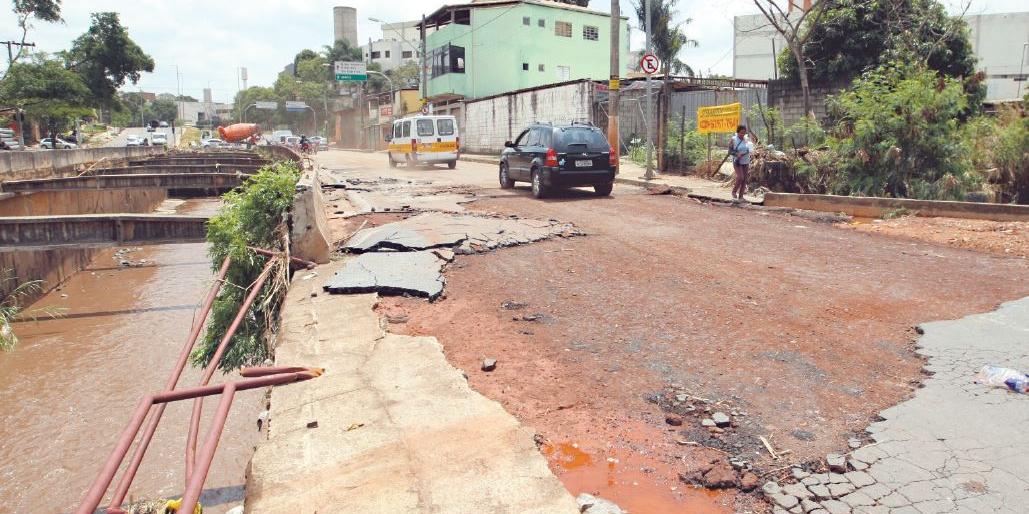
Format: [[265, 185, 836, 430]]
[[0, 0, 1024, 103]]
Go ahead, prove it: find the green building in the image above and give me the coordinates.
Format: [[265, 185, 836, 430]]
[[420, 0, 630, 102]]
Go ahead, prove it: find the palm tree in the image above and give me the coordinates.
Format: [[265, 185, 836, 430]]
[[1, 270, 61, 350], [632, 0, 699, 76]]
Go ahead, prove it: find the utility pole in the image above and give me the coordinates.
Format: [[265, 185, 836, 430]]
[[2, 40, 34, 65], [607, 0, 620, 166], [420, 14, 428, 102], [644, 0, 655, 180]]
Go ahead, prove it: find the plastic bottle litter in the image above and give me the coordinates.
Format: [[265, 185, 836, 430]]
[[975, 365, 1028, 393]]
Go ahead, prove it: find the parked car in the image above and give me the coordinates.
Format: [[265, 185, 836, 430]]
[[385, 115, 459, 169], [309, 136, 328, 149], [499, 122, 616, 199], [159, 121, 169, 128], [146, 125, 156, 132], [202, 138, 225, 148], [125, 135, 146, 147], [40, 137, 78, 149], [271, 130, 293, 143], [151, 132, 168, 146], [284, 136, 301, 147]]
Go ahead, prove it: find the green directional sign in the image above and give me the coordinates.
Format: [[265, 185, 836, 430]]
[[335, 61, 367, 82]]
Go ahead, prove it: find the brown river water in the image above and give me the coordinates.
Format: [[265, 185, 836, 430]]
[[0, 200, 263, 513]]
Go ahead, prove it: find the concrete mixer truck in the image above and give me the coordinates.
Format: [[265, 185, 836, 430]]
[[216, 123, 261, 145]]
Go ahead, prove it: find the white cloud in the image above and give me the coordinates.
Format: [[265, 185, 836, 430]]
[[0, 0, 1024, 101]]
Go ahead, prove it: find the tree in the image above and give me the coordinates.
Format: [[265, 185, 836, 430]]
[[752, 0, 833, 119], [632, 0, 698, 76], [322, 39, 362, 64], [234, 86, 281, 126], [778, 0, 981, 107], [2, 0, 62, 80], [63, 12, 154, 107], [387, 61, 421, 89], [0, 54, 90, 134]]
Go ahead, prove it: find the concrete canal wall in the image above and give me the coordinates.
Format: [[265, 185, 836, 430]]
[[0, 146, 166, 181]]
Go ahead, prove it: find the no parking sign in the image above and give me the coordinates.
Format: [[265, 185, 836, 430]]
[[640, 53, 661, 75]]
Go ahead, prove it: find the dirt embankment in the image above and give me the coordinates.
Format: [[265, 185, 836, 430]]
[[370, 190, 1027, 512]]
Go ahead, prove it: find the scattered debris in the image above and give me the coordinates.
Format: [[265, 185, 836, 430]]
[[306, 421, 319, 429], [257, 410, 269, 431], [346, 423, 364, 431], [576, 493, 626, 514], [481, 358, 497, 372], [665, 414, 684, 426], [386, 314, 410, 324], [826, 453, 847, 473], [501, 300, 529, 310], [974, 365, 1028, 393], [760, 436, 780, 460], [712, 412, 731, 427], [324, 251, 446, 300], [647, 185, 674, 195]]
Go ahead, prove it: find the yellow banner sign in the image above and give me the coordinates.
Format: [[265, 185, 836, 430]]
[[697, 102, 742, 134]]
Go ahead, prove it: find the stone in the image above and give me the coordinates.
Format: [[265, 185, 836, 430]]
[[772, 493, 800, 510], [876, 493, 910, 508], [840, 491, 875, 508], [701, 462, 738, 489], [789, 507, 803, 514], [324, 251, 446, 300], [808, 484, 832, 500], [576, 493, 625, 514], [848, 438, 863, 449], [819, 499, 851, 514], [858, 482, 890, 501], [675, 393, 688, 402], [481, 358, 497, 372], [701, 418, 716, 427], [783, 482, 813, 499], [848, 459, 869, 471], [740, 472, 760, 491], [828, 482, 855, 498], [828, 473, 848, 484], [802, 476, 821, 486], [827, 453, 847, 473], [791, 429, 816, 441], [773, 508, 790, 514], [844, 471, 875, 488], [792, 467, 811, 480], [801, 499, 822, 513], [432, 249, 456, 262], [762, 481, 782, 497], [712, 411, 731, 427], [665, 414, 684, 426], [386, 314, 409, 324], [501, 300, 528, 310]]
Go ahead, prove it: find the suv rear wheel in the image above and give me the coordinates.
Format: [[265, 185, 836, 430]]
[[594, 182, 613, 196], [531, 168, 546, 199], [388, 152, 397, 168], [499, 162, 514, 189]]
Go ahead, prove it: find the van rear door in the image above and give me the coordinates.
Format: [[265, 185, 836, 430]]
[[435, 117, 459, 158]]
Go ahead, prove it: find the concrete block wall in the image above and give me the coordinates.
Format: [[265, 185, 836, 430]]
[[0, 146, 166, 181], [767, 79, 849, 127], [462, 81, 596, 155]]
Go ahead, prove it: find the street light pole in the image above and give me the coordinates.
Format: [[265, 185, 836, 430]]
[[1019, 42, 1028, 98]]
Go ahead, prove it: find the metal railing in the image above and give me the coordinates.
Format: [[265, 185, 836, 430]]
[[75, 249, 319, 514]]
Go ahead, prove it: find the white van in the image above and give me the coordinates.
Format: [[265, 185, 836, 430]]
[[386, 115, 460, 169]]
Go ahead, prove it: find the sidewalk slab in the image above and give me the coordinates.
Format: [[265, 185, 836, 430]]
[[246, 261, 578, 513]]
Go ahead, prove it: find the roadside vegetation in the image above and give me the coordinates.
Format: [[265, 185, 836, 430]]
[[742, 0, 1028, 204], [0, 270, 62, 351], [190, 161, 301, 372]]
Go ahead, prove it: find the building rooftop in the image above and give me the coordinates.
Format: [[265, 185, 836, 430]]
[[420, 0, 627, 29]]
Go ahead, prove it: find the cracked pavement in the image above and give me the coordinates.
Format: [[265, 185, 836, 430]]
[[766, 297, 1029, 514]]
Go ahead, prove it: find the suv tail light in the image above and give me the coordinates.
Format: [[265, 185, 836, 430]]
[[411, 140, 417, 153], [609, 151, 618, 167], [545, 148, 558, 167]]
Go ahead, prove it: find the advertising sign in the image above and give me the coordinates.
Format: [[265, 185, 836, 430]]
[[335, 61, 368, 82], [697, 102, 742, 134]]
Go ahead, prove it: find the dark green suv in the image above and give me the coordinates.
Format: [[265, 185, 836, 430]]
[[499, 122, 617, 199]]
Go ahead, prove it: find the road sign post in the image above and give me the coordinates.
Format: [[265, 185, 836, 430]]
[[640, 53, 661, 75]]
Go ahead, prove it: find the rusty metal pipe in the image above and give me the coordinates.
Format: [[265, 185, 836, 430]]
[[107, 256, 232, 510], [248, 246, 317, 269], [240, 365, 322, 378], [185, 260, 275, 480], [178, 384, 236, 514]]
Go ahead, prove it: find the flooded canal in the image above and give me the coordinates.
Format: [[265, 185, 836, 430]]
[[0, 199, 263, 513]]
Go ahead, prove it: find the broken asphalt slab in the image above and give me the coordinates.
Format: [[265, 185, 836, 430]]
[[324, 251, 445, 300], [343, 211, 579, 254]]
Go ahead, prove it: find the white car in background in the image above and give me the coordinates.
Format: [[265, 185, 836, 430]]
[[40, 137, 78, 149], [151, 132, 168, 146], [202, 138, 225, 148], [309, 136, 328, 149], [125, 135, 145, 147]]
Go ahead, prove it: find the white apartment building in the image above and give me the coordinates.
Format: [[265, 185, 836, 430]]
[[360, 20, 421, 72]]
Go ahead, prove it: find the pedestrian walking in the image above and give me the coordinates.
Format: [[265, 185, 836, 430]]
[[728, 125, 752, 201]]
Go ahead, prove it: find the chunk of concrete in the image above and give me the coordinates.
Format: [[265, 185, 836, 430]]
[[826, 453, 847, 473], [576, 493, 625, 514], [324, 251, 445, 300]]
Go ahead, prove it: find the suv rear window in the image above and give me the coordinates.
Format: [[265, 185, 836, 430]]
[[417, 119, 435, 136], [437, 119, 455, 136], [555, 127, 609, 152]]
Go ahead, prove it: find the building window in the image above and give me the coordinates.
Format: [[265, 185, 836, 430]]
[[523, 16, 530, 25], [555, 21, 572, 37], [429, 43, 466, 78], [556, 65, 570, 80], [538, 64, 545, 72], [583, 25, 598, 41], [538, 19, 545, 28], [402, 50, 413, 59], [371, 51, 381, 59], [384, 50, 391, 58], [522, 62, 529, 71]]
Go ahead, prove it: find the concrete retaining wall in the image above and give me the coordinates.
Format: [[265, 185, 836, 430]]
[[0, 146, 166, 181], [462, 81, 595, 154], [764, 193, 1029, 222], [289, 168, 331, 264]]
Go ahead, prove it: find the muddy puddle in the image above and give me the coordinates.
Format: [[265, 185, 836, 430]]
[[0, 199, 262, 513]]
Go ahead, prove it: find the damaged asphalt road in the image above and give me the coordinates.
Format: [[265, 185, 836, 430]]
[[324, 251, 447, 300]]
